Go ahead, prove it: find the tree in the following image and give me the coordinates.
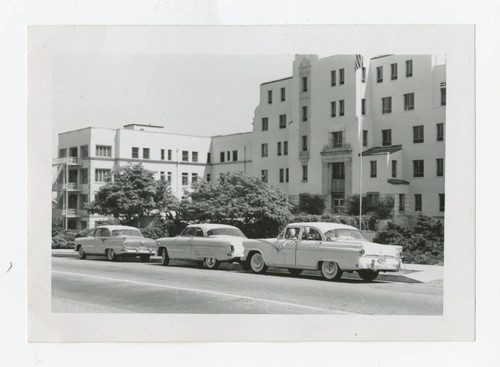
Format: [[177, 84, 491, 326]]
[[298, 193, 326, 214], [180, 172, 292, 238], [87, 164, 178, 226]]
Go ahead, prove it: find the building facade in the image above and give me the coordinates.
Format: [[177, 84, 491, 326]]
[[53, 54, 445, 229]]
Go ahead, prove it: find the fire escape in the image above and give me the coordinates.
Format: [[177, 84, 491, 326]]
[[52, 153, 82, 229]]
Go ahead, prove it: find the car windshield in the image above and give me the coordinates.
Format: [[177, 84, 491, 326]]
[[207, 228, 246, 238], [324, 229, 366, 241], [111, 229, 143, 237]]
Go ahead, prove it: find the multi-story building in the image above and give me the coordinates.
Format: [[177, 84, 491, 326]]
[[53, 54, 445, 229]]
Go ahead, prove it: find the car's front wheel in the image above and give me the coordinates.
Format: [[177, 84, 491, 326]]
[[320, 261, 343, 281], [106, 249, 117, 261], [78, 247, 86, 259], [357, 270, 379, 282], [161, 249, 170, 266], [249, 252, 268, 274], [204, 257, 220, 270]]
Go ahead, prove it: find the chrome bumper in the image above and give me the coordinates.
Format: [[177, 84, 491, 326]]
[[358, 257, 401, 272]]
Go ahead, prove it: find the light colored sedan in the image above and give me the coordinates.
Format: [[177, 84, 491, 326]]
[[240, 222, 403, 282], [156, 224, 246, 269], [75, 225, 157, 262]]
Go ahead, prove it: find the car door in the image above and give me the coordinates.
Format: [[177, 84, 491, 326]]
[[277, 226, 301, 266], [191, 227, 208, 260], [296, 227, 323, 268], [81, 228, 99, 254], [170, 227, 194, 259], [95, 227, 111, 255]]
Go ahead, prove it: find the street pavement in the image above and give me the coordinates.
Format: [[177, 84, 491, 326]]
[[52, 250, 443, 314]]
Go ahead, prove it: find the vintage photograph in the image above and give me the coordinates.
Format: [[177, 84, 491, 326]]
[[28, 25, 474, 342]]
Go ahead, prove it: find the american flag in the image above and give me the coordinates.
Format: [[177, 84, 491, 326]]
[[354, 54, 363, 72]]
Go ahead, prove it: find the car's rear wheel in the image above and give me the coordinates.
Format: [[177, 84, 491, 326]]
[[139, 255, 150, 262], [161, 249, 170, 266], [320, 261, 343, 281], [249, 252, 268, 274], [288, 268, 303, 276], [204, 257, 220, 270], [78, 247, 86, 259], [357, 270, 379, 282], [106, 249, 117, 261]]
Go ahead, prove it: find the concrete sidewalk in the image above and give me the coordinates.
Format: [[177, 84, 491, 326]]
[[51, 249, 443, 284]]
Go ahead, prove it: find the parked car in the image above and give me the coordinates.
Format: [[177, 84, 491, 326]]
[[75, 225, 157, 262], [240, 222, 403, 281], [156, 224, 246, 269]]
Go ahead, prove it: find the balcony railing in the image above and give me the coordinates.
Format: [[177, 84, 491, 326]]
[[53, 182, 81, 191], [52, 157, 80, 165], [62, 209, 81, 217], [323, 143, 352, 153], [331, 179, 345, 193]]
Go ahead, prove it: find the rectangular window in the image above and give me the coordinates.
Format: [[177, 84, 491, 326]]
[[362, 67, 366, 83], [332, 131, 343, 148], [279, 168, 284, 183], [227, 151, 230, 161], [277, 142, 282, 156], [262, 117, 269, 131], [80, 168, 88, 184], [80, 194, 88, 210], [182, 173, 188, 186], [404, 93, 415, 111], [182, 151, 189, 162], [160, 171, 165, 181], [339, 68, 345, 85], [261, 143, 268, 157], [268, 90, 272, 104], [363, 130, 368, 147], [382, 97, 392, 114], [339, 100, 345, 116], [281, 87, 286, 101], [361, 98, 366, 115], [377, 66, 383, 83], [132, 147, 139, 158], [399, 194, 405, 212], [220, 152, 225, 163], [302, 106, 308, 121], [302, 76, 308, 92], [95, 169, 111, 183], [437, 158, 444, 177], [413, 160, 424, 177], [413, 125, 424, 143], [331, 101, 336, 117], [391, 63, 398, 80], [441, 88, 446, 106], [206, 173, 211, 182], [143, 148, 150, 159], [332, 162, 345, 179], [161, 149, 165, 160], [232, 150, 238, 161], [261, 170, 268, 183], [437, 123, 444, 141], [286, 168, 289, 182], [302, 135, 308, 151], [96, 145, 111, 157], [331, 70, 336, 86], [279, 114, 287, 129], [69, 147, 78, 158], [370, 161, 377, 178], [167, 172, 172, 184], [80, 145, 88, 158], [283, 141, 288, 155], [414, 194, 422, 211], [382, 129, 392, 146], [191, 151, 198, 162], [59, 148, 67, 158], [302, 165, 308, 181], [392, 160, 397, 178], [168, 149, 172, 160], [192, 173, 198, 185], [207, 152, 211, 163], [439, 194, 445, 212], [367, 192, 380, 209], [406, 60, 413, 77]]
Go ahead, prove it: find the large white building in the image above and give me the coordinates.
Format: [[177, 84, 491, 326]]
[[53, 54, 445, 229]]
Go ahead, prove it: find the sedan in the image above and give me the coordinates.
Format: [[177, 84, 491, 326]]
[[156, 224, 246, 269], [240, 222, 403, 281], [75, 225, 157, 262]]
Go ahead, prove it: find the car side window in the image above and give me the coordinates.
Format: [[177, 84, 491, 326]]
[[101, 228, 110, 237], [94, 228, 102, 237], [194, 228, 204, 237], [302, 228, 321, 241], [181, 227, 195, 237], [285, 228, 299, 239]]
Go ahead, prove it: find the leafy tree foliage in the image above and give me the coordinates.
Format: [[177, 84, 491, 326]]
[[298, 193, 326, 215], [180, 172, 292, 238], [87, 164, 178, 226]]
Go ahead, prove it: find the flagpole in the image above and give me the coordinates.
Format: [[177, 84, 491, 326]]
[[357, 56, 363, 231]]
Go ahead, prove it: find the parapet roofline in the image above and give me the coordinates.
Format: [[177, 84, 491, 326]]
[[123, 123, 164, 129], [260, 76, 292, 86]]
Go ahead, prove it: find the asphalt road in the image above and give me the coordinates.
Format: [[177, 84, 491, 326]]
[[52, 256, 443, 315]]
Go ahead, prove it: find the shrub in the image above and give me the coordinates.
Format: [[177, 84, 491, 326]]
[[346, 195, 369, 216], [140, 219, 173, 240], [290, 213, 378, 231], [298, 193, 326, 215]]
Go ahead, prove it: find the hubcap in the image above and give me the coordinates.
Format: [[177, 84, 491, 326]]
[[206, 258, 216, 267], [323, 262, 337, 278], [251, 255, 264, 271]]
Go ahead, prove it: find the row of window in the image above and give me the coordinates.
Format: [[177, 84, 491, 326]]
[[260, 168, 290, 184], [369, 158, 444, 178], [268, 87, 287, 104], [131, 147, 199, 163], [261, 115, 288, 131], [57, 193, 88, 210], [377, 60, 413, 83], [412, 193, 445, 212], [381, 123, 444, 146], [219, 150, 239, 163]]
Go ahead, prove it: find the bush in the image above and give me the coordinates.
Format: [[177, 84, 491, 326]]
[[139, 219, 174, 240], [373, 213, 444, 265], [290, 213, 378, 231], [52, 229, 77, 249], [347, 194, 394, 219], [298, 193, 326, 215]]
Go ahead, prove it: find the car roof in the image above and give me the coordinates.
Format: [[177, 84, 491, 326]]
[[185, 223, 239, 231], [287, 222, 358, 232], [95, 225, 140, 231]]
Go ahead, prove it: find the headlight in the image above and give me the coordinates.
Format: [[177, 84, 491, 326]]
[[359, 248, 365, 256]]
